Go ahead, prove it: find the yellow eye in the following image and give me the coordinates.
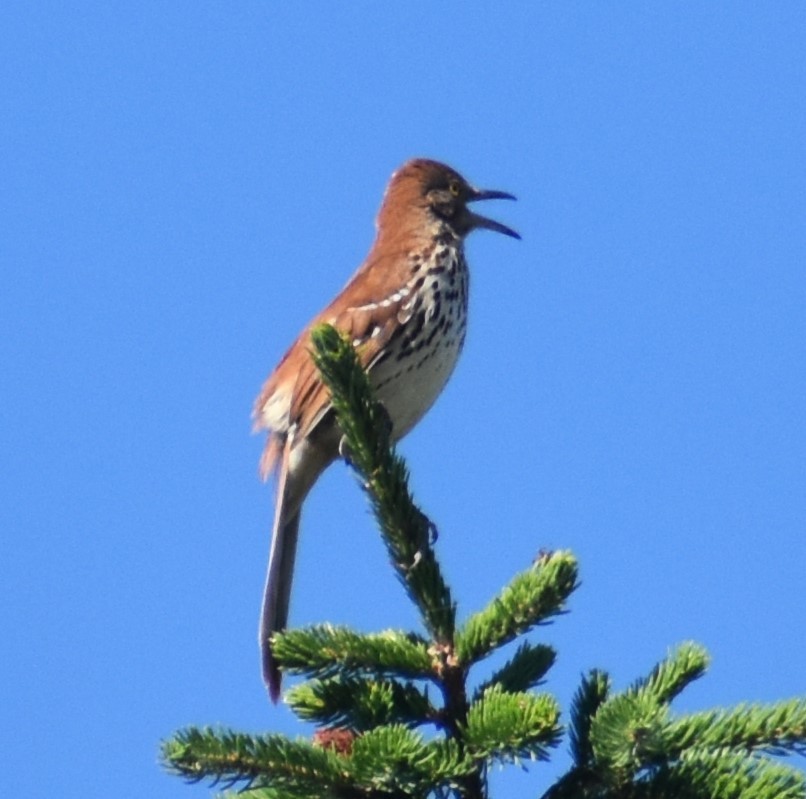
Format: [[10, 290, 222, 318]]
[[449, 180, 461, 197]]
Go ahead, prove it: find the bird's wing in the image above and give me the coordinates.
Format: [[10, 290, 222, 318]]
[[253, 248, 416, 476]]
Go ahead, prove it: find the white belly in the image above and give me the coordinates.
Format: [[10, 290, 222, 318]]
[[375, 334, 464, 439], [370, 259, 469, 440]]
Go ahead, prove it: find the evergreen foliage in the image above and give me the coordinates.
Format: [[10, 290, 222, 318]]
[[162, 323, 806, 799]]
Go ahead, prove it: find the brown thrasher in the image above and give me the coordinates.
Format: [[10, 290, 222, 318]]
[[253, 158, 519, 701]]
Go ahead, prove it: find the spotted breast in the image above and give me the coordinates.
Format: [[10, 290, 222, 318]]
[[365, 229, 469, 438]]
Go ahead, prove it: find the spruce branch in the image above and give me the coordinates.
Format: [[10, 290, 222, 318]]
[[220, 786, 317, 799], [665, 697, 806, 757], [590, 691, 671, 776], [348, 725, 474, 795], [164, 725, 472, 799], [455, 550, 578, 666], [310, 324, 456, 644], [273, 625, 433, 681], [474, 641, 556, 699], [629, 641, 710, 705], [164, 323, 806, 799], [569, 668, 612, 769], [162, 727, 352, 796], [286, 676, 437, 731], [463, 685, 562, 764], [219, 788, 292, 799], [633, 748, 806, 799], [543, 646, 806, 799]]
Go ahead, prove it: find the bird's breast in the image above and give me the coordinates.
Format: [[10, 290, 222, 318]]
[[369, 247, 469, 439]]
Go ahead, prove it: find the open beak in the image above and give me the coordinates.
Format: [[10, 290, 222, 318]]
[[467, 187, 520, 239]]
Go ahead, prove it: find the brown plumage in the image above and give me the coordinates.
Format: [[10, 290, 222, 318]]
[[253, 158, 519, 702]]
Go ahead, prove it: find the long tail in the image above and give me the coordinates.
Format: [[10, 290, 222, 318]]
[[259, 447, 301, 703]]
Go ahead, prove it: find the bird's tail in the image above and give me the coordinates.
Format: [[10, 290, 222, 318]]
[[259, 446, 301, 703]]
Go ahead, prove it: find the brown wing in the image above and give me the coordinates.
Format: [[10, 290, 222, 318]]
[[287, 300, 407, 440], [253, 246, 413, 478]]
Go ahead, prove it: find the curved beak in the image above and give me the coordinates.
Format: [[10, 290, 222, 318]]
[[467, 187, 520, 239]]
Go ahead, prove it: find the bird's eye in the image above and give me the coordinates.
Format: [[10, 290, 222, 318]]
[[449, 180, 461, 197]]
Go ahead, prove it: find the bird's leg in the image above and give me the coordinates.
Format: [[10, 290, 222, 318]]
[[418, 510, 439, 546], [374, 400, 394, 444], [411, 507, 439, 551], [338, 434, 355, 467]]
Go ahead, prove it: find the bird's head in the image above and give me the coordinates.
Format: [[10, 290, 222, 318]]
[[377, 159, 520, 241]]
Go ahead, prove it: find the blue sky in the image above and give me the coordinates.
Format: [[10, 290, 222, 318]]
[[2, 3, 805, 796]]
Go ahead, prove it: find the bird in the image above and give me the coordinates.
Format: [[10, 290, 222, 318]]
[[253, 158, 519, 702]]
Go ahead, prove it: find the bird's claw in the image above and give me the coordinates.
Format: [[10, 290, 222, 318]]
[[427, 520, 439, 544]]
